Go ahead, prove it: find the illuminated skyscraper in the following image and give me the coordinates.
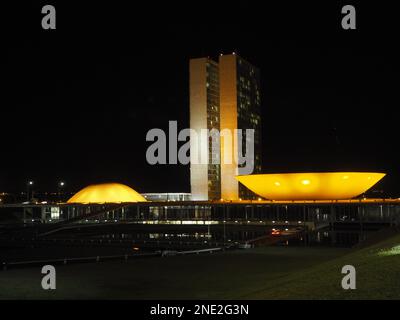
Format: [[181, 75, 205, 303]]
[[190, 54, 261, 201], [219, 54, 262, 200], [189, 58, 221, 201]]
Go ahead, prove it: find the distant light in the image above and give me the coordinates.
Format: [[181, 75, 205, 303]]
[[28, 181, 34, 185], [239, 198, 242, 201], [301, 179, 311, 185], [285, 228, 289, 231], [232, 51, 236, 55], [41, 201, 48, 204], [342, 175, 349, 180], [59, 181, 65, 187], [274, 182, 281, 186], [285, 221, 289, 223], [258, 197, 262, 201], [298, 221, 302, 224], [378, 245, 400, 256], [272, 221, 275, 224]]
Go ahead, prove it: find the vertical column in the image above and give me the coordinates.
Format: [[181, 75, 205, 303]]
[[219, 54, 239, 200]]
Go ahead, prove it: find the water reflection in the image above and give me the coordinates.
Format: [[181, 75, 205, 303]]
[[96, 229, 372, 248], [280, 230, 371, 247]]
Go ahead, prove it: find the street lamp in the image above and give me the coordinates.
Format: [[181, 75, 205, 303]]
[[58, 181, 65, 202], [27, 181, 34, 201]]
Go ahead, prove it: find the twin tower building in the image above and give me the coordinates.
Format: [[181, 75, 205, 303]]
[[189, 54, 262, 201]]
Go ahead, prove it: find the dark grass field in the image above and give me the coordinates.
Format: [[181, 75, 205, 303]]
[[0, 245, 348, 299], [0, 233, 399, 299]]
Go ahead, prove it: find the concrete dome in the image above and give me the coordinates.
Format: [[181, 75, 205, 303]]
[[67, 183, 147, 204]]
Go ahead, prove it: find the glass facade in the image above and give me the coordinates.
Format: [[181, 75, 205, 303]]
[[236, 57, 262, 199], [206, 60, 221, 200]]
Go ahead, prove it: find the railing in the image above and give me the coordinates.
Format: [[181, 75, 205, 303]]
[[1, 252, 159, 271], [1, 246, 227, 271]]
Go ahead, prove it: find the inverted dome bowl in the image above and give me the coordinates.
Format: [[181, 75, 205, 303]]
[[236, 172, 385, 200]]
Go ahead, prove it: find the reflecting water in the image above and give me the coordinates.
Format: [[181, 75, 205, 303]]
[[280, 230, 371, 248], [95, 228, 373, 248]]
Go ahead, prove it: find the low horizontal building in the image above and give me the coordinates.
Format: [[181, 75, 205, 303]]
[[141, 193, 191, 202]]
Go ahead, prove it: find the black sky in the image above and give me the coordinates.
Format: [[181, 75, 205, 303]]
[[0, 2, 399, 196]]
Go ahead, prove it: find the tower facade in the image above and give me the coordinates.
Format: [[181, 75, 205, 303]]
[[189, 58, 221, 201], [190, 54, 261, 201]]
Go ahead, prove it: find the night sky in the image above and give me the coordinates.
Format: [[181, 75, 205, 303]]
[[0, 2, 398, 196]]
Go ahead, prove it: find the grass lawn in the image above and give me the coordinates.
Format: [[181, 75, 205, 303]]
[[0, 233, 399, 299], [243, 233, 400, 299]]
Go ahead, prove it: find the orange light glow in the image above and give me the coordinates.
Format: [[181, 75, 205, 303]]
[[67, 183, 147, 204], [271, 229, 281, 235], [236, 172, 385, 200]]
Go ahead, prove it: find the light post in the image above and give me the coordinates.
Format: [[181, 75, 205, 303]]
[[58, 181, 65, 203], [26, 181, 34, 202]]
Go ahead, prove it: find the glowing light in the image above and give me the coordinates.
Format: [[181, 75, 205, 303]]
[[274, 181, 281, 186], [377, 245, 400, 256], [236, 172, 386, 200], [67, 183, 147, 204]]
